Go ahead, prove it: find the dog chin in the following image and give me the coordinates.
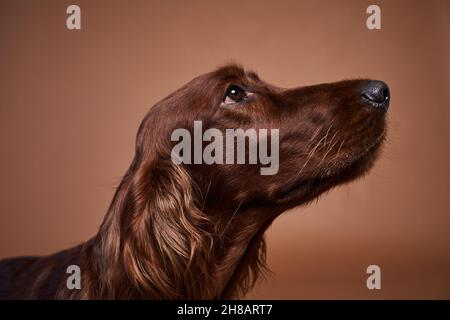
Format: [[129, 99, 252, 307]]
[[276, 134, 385, 208]]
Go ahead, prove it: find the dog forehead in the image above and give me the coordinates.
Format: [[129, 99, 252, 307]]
[[214, 64, 245, 78], [211, 64, 261, 85]]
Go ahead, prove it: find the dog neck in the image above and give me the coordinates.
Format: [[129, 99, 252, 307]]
[[82, 198, 277, 299], [214, 207, 277, 299], [72, 155, 282, 299]]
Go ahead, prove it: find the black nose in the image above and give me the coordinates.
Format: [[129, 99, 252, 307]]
[[361, 80, 390, 111]]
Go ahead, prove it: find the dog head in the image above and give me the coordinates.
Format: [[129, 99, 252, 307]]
[[137, 64, 389, 214], [101, 64, 389, 298]]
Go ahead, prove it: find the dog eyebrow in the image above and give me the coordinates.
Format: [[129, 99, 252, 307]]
[[247, 71, 260, 81]]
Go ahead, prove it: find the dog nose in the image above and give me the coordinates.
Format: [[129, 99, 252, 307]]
[[361, 80, 390, 111]]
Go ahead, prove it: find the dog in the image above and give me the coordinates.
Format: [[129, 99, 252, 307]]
[[0, 64, 389, 299]]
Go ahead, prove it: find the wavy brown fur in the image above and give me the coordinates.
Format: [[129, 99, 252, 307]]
[[0, 64, 387, 299]]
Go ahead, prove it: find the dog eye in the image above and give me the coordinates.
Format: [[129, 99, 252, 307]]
[[223, 85, 248, 104]]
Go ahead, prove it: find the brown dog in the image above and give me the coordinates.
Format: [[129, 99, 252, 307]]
[[0, 64, 389, 299]]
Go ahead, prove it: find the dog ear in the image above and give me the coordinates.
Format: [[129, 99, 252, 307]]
[[114, 156, 215, 299]]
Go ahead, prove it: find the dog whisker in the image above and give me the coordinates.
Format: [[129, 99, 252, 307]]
[[296, 132, 327, 178], [323, 123, 334, 147], [320, 134, 341, 164]]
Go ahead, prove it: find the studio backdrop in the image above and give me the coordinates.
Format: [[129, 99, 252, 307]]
[[0, 0, 449, 299]]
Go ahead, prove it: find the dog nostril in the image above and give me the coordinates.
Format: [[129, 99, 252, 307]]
[[361, 80, 390, 111], [382, 88, 389, 100]]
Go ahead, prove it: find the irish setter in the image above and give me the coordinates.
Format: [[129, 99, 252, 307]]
[[0, 64, 389, 299]]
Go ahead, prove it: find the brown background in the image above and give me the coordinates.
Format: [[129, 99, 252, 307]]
[[1, 0, 449, 299]]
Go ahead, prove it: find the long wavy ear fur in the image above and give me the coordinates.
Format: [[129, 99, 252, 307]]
[[124, 159, 215, 299], [91, 153, 215, 299]]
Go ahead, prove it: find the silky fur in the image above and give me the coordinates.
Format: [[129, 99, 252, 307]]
[[0, 64, 388, 299]]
